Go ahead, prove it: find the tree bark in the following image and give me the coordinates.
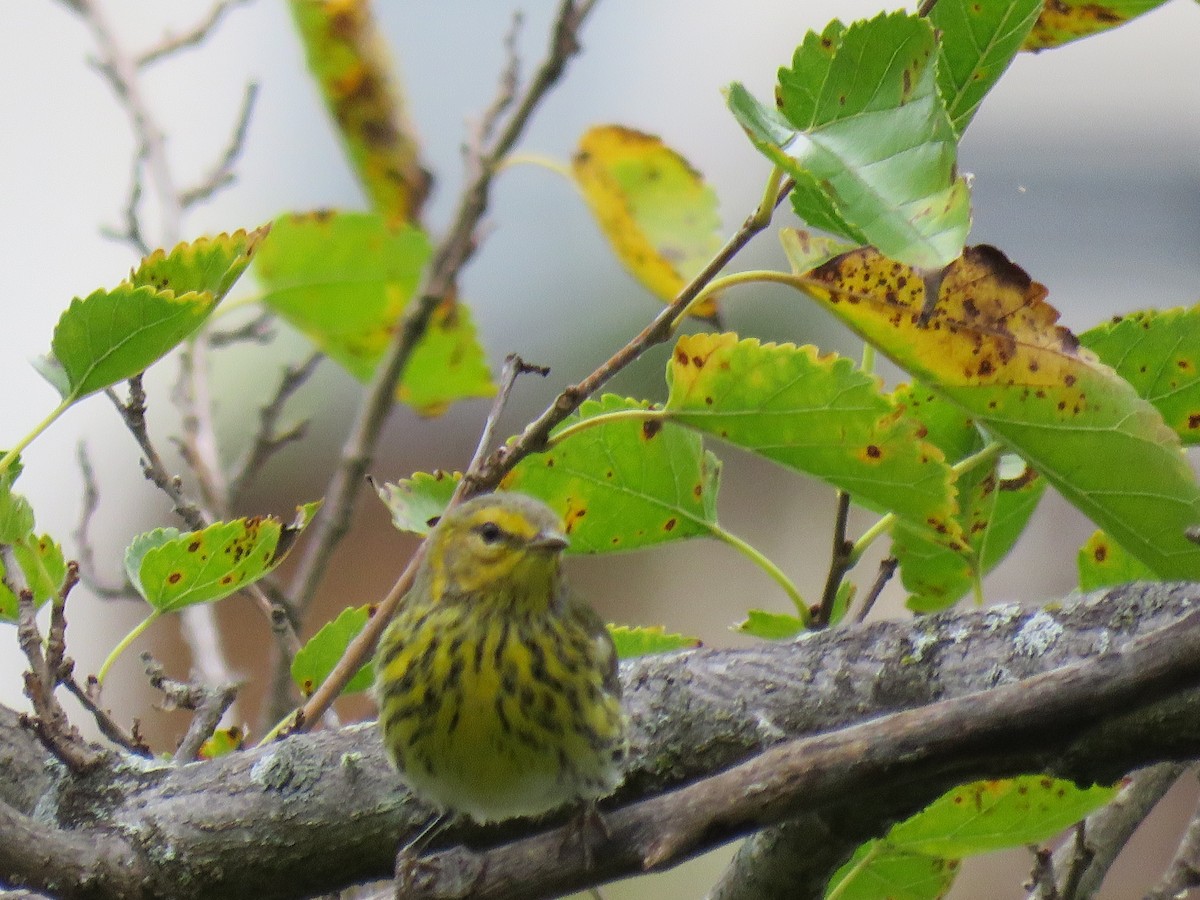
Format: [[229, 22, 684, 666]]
[[3, 582, 1200, 899]]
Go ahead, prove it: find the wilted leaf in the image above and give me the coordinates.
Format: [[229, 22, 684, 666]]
[[1023, 0, 1169, 50]]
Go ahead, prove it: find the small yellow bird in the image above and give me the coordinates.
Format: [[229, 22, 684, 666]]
[[374, 492, 627, 836]]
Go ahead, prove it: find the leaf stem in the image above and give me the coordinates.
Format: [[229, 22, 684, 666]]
[[495, 152, 573, 179], [0, 398, 75, 477], [543, 407, 663, 449], [824, 840, 883, 900], [707, 523, 808, 625], [672, 269, 799, 329], [96, 609, 162, 685]]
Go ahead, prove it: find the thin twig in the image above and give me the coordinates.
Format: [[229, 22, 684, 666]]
[[62, 677, 151, 755], [814, 492, 852, 628], [227, 351, 323, 501], [207, 309, 275, 348], [1026, 846, 1058, 899], [98, 145, 151, 255], [179, 82, 259, 209], [283, 0, 604, 641], [73, 442, 133, 598], [136, 0, 255, 68], [173, 339, 230, 515], [16, 567, 105, 772], [475, 11, 524, 148], [141, 653, 240, 762], [461, 354, 549, 490], [1144, 768, 1200, 900], [853, 556, 897, 624]]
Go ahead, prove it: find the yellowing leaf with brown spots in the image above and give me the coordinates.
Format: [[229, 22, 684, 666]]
[[124, 502, 320, 612], [1081, 306, 1200, 445], [892, 386, 1046, 612], [1023, 0, 1168, 50], [287, 0, 429, 220], [573, 126, 723, 318], [501, 395, 722, 554], [1078, 530, 1156, 591], [663, 333, 963, 548], [796, 243, 1200, 580]]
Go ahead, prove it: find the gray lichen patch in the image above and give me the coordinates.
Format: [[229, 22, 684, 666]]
[[1014, 610, 1063, 658]]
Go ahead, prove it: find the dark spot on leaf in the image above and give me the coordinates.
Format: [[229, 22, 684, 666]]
[[1188, 414, 1200, 430], [188, 541, 202, 553], [664, 518, 677, 532], [691, 356, 704, 368], [168, 572, 182, 585], [693, 483, 703, 498], [426, 515, 441, 528], [704, 396, 713, 406], [546, 458, 555, 467], [674, 349, 689, 366], [1064, 374, 1077, 387], [642, 420, 662, 440], [865, 445, 882, 459], [1094, 544, 1108, 562]]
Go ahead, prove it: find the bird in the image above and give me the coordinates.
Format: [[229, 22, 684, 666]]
[[374, 491, 627, 856]]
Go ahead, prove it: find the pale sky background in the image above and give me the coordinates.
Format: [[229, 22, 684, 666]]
[[1, 2, 1198, 897]]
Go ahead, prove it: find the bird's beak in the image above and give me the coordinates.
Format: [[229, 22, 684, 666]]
[[529, 529, 570, 552]]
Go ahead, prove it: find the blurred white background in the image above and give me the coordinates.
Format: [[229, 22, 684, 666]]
[[1, 1, 1197, 897]]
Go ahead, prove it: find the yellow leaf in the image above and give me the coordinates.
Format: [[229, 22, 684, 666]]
[[573, 126, 722, 318]]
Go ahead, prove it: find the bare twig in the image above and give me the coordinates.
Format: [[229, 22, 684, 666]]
[[179, 82, 259, 209], [227, 351, 323, 501], [461, 354, 550, 489], [141, 653, 241, 762], [282, 0, 606, 683], [173, 339, 230, 515], [207, 309, 275, 348], [136, 0, 255, 68], [99, 145, 151, 255], [814, 491, 852, 628], [853, 556, 898, 624], [475, 12, 524, 149], [1028, 762, 1186, 900], [16, 567, 105, 772], [62, 677, 152, 756], [108, 377, 210, 529], [73, 442, 134, 599], [1144, 768, 1200, 900]]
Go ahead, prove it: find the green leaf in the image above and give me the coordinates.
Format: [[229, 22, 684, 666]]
[[129, 226, 270, 301], [607, 624, 700, 659], [0, 480, 35, 544], [0, 562, 17, 623], [798, 245, 1200, 580], [824, 841, 958, 900], [380, 399, 722, 554], [572, 125, 723, 318], [199, 726, 246, 759], [40, 285, 221, 402], [500, 395, 722, 554], [1023, 0, 1169, 50], [887, 776, 1116, 857], [736, 609, 807, 640], [663, 333, 962, 549], [1078, 530, 1157, 591], [727, 12, 970, 270], [125, 502, 319, 612], [292, 605, 376, 697], [1080, 306, 1200, 444], [373, 470, 460, 535], [38, 229, 266, 402], [892, 388, 1045, 612], [12, 534, 67, 603], [255, 211, 494, 415], [930, 0, 1042, 135]]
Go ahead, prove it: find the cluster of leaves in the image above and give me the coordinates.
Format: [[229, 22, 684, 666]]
[[2, 0, 1194, 898]]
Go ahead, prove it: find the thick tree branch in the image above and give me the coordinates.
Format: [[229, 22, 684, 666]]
[[5, 584, 1200, 898]]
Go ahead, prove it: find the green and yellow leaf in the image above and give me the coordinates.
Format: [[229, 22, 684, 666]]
[[796, 243, 1200, 580], [573, 126, 723, 318], [292, 604, 376, 698], [1078, 530, 1157, 591], [608, 624, 700, 659], [1023, 0, 1169, 50]]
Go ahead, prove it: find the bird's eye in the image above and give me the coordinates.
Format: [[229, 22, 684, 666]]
[[477, 522, 503, 544]]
